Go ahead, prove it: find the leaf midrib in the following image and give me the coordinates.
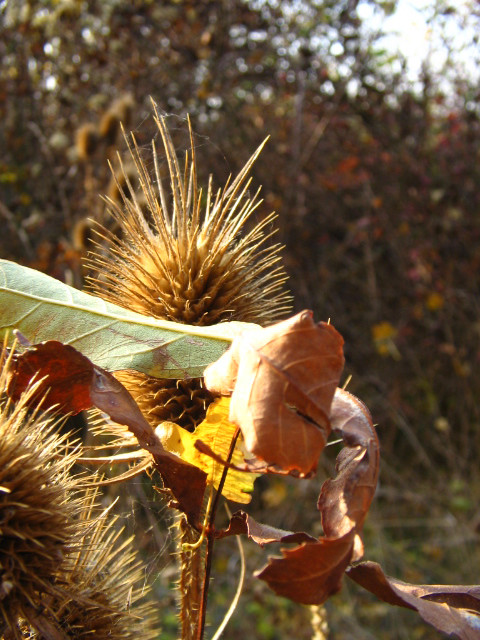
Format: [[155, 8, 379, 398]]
[[0, 284, 233, 344]]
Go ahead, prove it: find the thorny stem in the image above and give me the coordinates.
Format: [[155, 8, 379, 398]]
[[196, 426, 241, 640]]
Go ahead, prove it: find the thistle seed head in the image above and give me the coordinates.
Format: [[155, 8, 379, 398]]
[[86, 103, 291, 430], [9, 492, 158, 639], [0, 348, 84, 634], [115, 371, 214, 430], [87, 103, 291, 326], [111, 94, 134, 129], [27, 508, 158, 639], [99, 109, 121, 147]]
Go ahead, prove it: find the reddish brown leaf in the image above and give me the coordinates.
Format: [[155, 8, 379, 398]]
[[216, 510, 317, 546], [7, 341, 206, 524], [318, 388, 379, 560], [255, 530, 356, 605], [253, 388, 378, 605], [347, 561, 480, 640], [90, 367, 207, 525], [204, 311, 344, 475], [8, 341, 94, 413]]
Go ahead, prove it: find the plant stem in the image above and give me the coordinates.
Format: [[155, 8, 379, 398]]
[[24, 605, 68, 640], [196, 427, 241, 640], [310, 605, 329, 640], [177, 515, 205, 640]]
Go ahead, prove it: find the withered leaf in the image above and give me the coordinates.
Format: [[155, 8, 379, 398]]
[[256, 530, 356, 605], [156, 397, 257, 503], [251, 387, 378, 605], [318, 388, 380, 561], [347, 561, 480, 640], [216, 510, 317, 546], [7, 341, 206, 524], [204, 311, 344, 475], [8, 341, 94, 413], [90, 365, 207, 524]]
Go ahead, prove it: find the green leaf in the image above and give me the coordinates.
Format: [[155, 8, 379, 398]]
[[0, 260, 249, 379]]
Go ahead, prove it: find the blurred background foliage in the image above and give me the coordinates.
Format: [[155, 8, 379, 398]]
[[2, 0, 480, 637]]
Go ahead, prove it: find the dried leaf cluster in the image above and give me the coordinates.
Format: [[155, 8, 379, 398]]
[[6, 305, 480, 639]]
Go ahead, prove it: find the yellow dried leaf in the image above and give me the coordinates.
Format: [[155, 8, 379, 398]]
[[155, 397, 257, 504]]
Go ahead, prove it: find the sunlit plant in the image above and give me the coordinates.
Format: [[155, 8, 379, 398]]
[[0, 105, 478, 640]]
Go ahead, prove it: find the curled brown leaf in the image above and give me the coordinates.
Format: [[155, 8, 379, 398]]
[[215, 510, 317, 546], [253, 389, 379, 605], [347, 561, 480, 640], [255, 531, 356, 605], [318, 388, 380, 560], [8, 340, 94, 413], [204, 311, 344, 475]]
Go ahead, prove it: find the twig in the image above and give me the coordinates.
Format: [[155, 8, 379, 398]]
[[196, 427, 241, 640], [210, 503, 246, 640], [26, 121, 70, 220], [0, 200, 34, 258]]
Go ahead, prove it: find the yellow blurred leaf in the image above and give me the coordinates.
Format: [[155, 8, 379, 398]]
[[426, 292, 444, 311], [372, 321, 396, 341], [372, 321, 400, 359], [0, 172, 18, 183], [155, 397, 257, 503], [19, 193, 32, 206]]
